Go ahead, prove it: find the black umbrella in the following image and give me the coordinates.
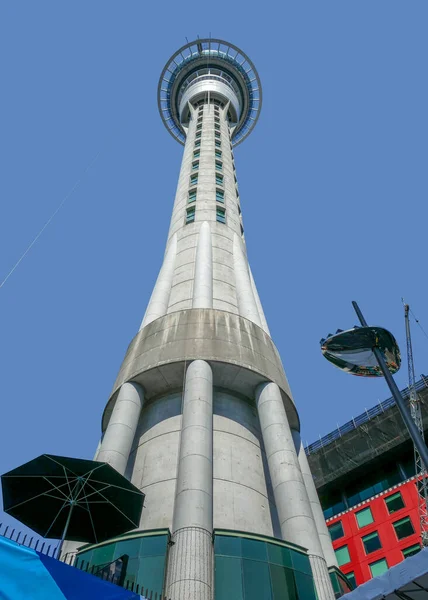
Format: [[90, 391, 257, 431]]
[[1, 454, 144, 555]]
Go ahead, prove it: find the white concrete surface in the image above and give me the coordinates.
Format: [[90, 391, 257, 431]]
[[168, 360, 213, 600], [292, 429, 339, 569], [256, 382, 335, 600], [97, 382, 144, 475]]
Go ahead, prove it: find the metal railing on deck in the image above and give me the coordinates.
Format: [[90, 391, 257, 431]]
[[0, 523, 171, 599], [305, 374, 428, 455]]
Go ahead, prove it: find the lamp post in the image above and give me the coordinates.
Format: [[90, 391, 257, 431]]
[[351, 301, 428, 469]]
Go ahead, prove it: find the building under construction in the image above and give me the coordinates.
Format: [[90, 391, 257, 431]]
[[306, 375, 428, 589]]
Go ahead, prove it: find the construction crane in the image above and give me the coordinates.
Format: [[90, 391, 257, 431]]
[[403, 302, 428, 546]]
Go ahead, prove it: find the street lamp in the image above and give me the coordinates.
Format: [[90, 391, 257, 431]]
[[321, 301, 428, 469]]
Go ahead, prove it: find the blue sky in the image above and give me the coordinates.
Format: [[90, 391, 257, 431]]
[[1, 1, 428, 528]]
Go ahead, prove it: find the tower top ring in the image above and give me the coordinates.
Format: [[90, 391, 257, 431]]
[[158, 38, 262, 147]]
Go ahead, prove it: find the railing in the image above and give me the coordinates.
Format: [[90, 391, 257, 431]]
[[305, 374, 428, 455], [0, 523, 172, 599]]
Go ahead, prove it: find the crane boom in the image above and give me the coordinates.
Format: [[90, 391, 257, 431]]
[[404, 303, 428, 546]]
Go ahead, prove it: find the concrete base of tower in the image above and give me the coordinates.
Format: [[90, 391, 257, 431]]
[[72, 527, 338, 599], [166, 527, 213, 600]]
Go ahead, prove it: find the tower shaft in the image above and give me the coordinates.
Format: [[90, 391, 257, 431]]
[[84, 40, 339, 600]]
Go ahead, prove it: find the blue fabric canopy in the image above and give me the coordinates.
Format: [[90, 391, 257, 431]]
[[343, 548, 428, 599], [0, 537, 144, 600]]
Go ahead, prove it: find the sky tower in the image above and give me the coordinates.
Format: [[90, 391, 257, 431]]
[[81, 39, 340, 600]]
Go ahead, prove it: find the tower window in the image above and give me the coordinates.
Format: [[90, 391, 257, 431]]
[[215, 161, 222, 171], [216, 189, 224, 203], [240, 224, 244, 236], [238, 204, 241, 215], [215, 140, 221, 148], [197, 116, 203, 123], [195, 139, 201, 148], [215, 132, 221, 139], [216, 207, 226, 224], [215, 124, 220, 130], [192, 161, 199, 171], [186, 206, 195, 224], [214, 117, 220, 124], [196, 124, 202, 131], [215, 173, 223, 186], [193, 150, 200, 159], [196, 132, 202, 139], [190, 174, 198, 186], [215, 149, 222, 158], [188, 189, 197, 203]]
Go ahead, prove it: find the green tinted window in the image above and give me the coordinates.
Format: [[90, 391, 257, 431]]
[[140, 535, 167, 557], [369, 558, 388, 578], [328, 521, 344, 541], [385, 492, 405, 514], [346, 572, 356, 589], [356, 506, 374, 528], [215, 535, 241, 557], [215, 556, 243, 599], [270, 565, 297, 600], [362, 531, 382, 554], [267, 544, 292, 568], [243, 559, 272, 600], [91, 544, 115, 565], [335, 545, 351, 566], [138, 555, 165, 591], [402, 544, 421, 558], [393, 517, 415, 540], [241, 538, 267, 561], [291, 551, 312, 575], [294, 572, 317, 600]]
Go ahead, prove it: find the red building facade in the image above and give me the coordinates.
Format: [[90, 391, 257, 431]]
[[326, 477, 423, 587]]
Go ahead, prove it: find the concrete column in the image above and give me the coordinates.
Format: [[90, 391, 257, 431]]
[[256, 382, 335, 600], [292, 429, 339, 569], [140, 234, 177, 329], [97, 382, 144, 476], [193, 221, 213, 309], [233, 233, 261, 327], [167, 360, 213, 600]]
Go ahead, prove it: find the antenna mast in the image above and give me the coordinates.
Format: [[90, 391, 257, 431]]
[[404, 302, 428, 546]]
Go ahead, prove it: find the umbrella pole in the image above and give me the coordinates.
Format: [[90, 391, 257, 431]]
[[352, 301, 428, 468], [56, 501, 75, 560]]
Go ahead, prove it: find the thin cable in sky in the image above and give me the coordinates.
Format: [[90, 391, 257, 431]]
[[0, 149, 102, 290]]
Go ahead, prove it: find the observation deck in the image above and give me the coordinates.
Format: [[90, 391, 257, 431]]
[[158, 38, 262, 146]]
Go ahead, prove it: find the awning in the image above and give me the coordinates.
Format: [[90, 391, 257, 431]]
[[343, 548, 428, 599]]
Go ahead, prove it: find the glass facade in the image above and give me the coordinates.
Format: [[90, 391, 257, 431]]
[[384, 491, 405, 514], [76, 531, 169, 594], [329, 570, 354, 598], [335, 545, 351, 567], [355, 507, 374, 528], [402, 543, 421, 558], [393, 516, 415, 540], [369, 558, 388, 578], [214, 531, 317, 600], [328, 521, 344, 541], [362, 531, 382, 554]]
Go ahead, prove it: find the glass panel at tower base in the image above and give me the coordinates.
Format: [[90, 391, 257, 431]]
[[75, 529, 168, 596], [214, 530, 317, 600]]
